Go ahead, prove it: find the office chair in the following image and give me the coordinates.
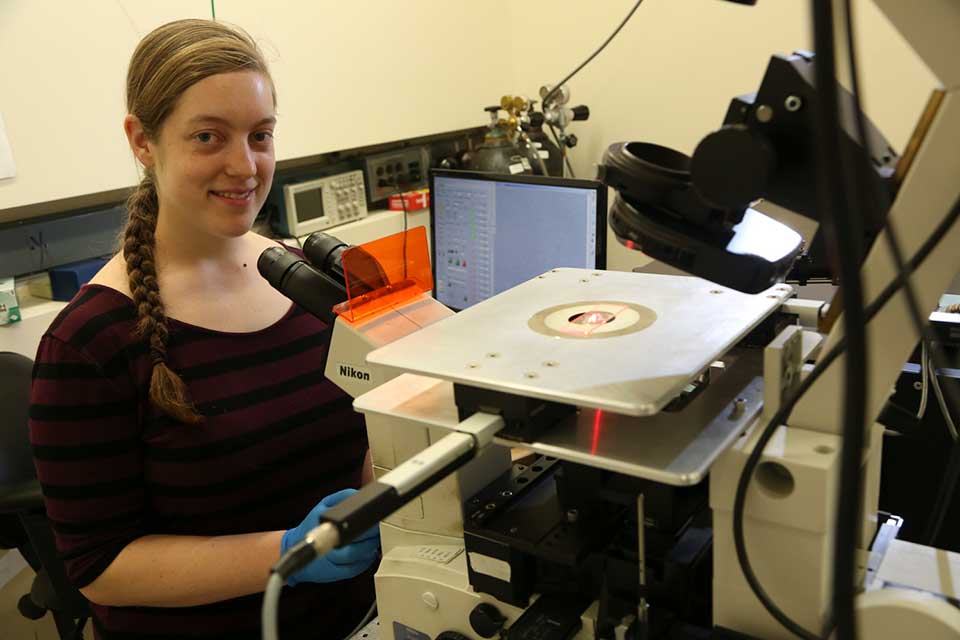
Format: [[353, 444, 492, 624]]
[[0, 351, 89, 639]]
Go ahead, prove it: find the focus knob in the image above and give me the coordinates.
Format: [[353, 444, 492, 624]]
[[469, 602, 506, 638]]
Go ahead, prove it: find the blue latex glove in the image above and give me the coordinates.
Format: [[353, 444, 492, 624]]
[[281, 488, 381, 586]]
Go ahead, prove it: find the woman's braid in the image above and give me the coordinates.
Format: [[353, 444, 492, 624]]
[[123, 174, 203, 424]]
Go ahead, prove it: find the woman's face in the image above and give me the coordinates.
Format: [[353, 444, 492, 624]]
[[146, 71, 276, 239]]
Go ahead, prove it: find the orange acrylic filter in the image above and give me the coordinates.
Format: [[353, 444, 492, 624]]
[[332, 226, 433, 322]]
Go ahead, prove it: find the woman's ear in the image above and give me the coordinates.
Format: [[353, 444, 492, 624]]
[[124, 114, 155, 169]]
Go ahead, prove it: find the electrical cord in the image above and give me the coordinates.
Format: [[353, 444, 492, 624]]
[[925, 434, 960, 543], [732, 189, 960, 640], [928, 351, 959, 442], [918, 340, 930, 419], [391, 177, 410, 280], [341, 600, 377, 640], [538, 0, 646, 180], [811, 3, 868, 638], [262, 522, 341, 640], [262, 573, 284, 640], [840, 0, 960, 549], [547, 123, 576, 178], [540, 0, 645, 109], [735, 2, 957, 635]]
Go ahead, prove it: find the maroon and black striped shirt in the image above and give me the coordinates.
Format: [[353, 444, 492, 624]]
[[29, 282, 374, 639]]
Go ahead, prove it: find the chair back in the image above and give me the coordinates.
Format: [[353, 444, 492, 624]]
[[0, 351, 39, 510]]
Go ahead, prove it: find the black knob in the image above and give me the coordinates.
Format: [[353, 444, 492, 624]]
[[691, 124, 776, 210], [528, 112, 545, 128], [571, 105, 590, 121], [564, 133, 579, 149], [469, 602, 506, 638]]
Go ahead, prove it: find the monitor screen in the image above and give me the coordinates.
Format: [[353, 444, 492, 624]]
[[294, 187, 325, 222], [430, 170, 606, 311]]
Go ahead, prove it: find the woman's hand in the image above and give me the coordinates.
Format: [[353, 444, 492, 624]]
[[281, 489, 381, 586]]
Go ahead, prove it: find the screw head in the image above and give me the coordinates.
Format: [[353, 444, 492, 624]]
[[729, 398, 748, 419], [784, 95, 803, 112], [756, 104, 774, 123]]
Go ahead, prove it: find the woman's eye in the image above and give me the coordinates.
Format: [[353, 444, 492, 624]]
[[195, 132, 218, 144]]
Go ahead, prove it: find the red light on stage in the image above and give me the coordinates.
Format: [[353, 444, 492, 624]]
[[591, 409, 603, 455]]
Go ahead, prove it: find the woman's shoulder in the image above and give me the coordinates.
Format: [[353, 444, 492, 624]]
[[43, 256, 138, 360], [87, 253, 133, 298]]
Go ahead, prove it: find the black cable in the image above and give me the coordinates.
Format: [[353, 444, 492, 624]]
[[840, 0, 960, 547], [537, 1, 647, 180], [265, 204, 303, 248], [732, 189, 960, 640], [547, 123, 576, 179], [811, 3, 868, 637], [540, 0, 645, 108], [391, 177, 410, 279], [926, 442, 960, 542]]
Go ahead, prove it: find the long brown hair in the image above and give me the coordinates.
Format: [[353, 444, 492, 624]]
[[123, 20, 274, 423]]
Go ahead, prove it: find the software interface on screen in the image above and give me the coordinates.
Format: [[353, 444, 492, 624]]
[[433, 175, 599, 310]]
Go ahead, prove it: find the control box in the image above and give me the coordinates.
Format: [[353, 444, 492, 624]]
[[365, 146, 430, 203], [278, 169, 368, 237]]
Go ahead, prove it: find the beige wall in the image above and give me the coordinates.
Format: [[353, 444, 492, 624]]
[[0, 1, 209, 211], [503, 0, 939, 271], [0, 1, 517, 212], [213, 0, 518, 161], [0, 0, 938, 236]]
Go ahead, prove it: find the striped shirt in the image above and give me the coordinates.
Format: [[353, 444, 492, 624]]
[[29, 281, 374, 639]]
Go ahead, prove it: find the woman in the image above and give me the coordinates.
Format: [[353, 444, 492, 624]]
[[29, 19, 378, 639]]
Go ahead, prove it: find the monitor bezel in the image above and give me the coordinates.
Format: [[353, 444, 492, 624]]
[[429, 168, 608, 312]]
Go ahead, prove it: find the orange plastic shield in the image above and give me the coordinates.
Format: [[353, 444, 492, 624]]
[[333, 226, 433, 322]]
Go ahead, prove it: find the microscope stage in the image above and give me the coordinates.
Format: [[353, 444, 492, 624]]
[[367, 268, 789, 416]]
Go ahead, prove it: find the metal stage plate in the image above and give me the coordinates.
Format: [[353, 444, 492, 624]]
[[367, 268, 787, 416], [354, 350, 764, 486]]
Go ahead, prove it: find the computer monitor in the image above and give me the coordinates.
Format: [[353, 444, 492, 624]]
[[430, 169, 607, 311]]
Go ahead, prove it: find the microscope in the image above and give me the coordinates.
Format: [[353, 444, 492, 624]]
[[261, 2, 960, 638]]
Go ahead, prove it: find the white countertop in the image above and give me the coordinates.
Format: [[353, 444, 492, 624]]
[[0, 299, 66, 359]]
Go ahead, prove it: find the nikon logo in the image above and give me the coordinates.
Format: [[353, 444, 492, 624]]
[[339, 364, 371, 382]]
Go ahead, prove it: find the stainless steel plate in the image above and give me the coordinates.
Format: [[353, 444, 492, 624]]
[[367, 268, 788, 415], [354, 349, 764, 485]]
